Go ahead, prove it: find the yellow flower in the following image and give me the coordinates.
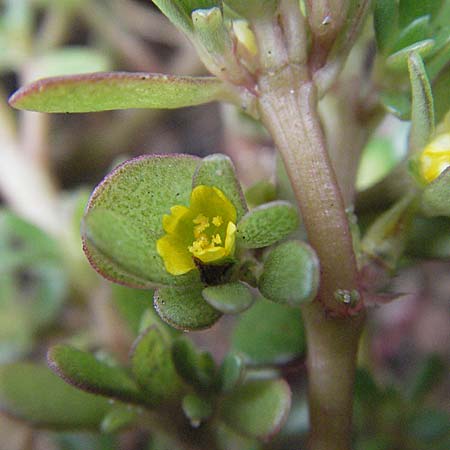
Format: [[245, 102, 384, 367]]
[[419, 132, 450, 183], [156, 185, 237, 275]]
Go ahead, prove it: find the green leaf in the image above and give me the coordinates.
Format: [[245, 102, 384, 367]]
[[236, 201, 299, 249], [172, 338, 216, 390], [182, 394, 213, 427], [433, 68, 450, 123], [130, 326, 182, 406], [151, 0, 218, 35], [100, 406, 139, 433], [154, 285, 221, 330], [391, 16, 431, 53], [386, 39, 435, 71], [83, 154, 201, 288], [231, 298, 306, 364], [192, 154, 247, 221], [202, 282, 254, 314], [399, 0, 443, 27], [362, 195, 418, 270], [216, 353, 245, 393], [0, 363, 111, 429], [0, 211, 66, 341], [220, 379, 291, 440], [48, 345, 143, 404], [244, 180, 277, 208], [407, 52, 435, 152], [192, 7, 230, 56], [409, 354, 446, 402], [374, 0, 398, 52], [356, 137, 402, 191], [9, 72, 229, 113], [259, 241, 319, 307], [421, 168, 450, 217]]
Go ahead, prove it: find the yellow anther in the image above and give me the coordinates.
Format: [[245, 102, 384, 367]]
[[212, 216, 223, 227], [212, 234, 222, 245], [193, 214, 210, 237]]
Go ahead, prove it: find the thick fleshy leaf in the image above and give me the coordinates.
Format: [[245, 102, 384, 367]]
[[399, 0, 443, 27], [259, 241, 319, 307], [362, 195, 418, 270], [192, 154, 247, 221], [9, 72, 229, 113], [236, 201, 298, 249], [386, 40, 435, 71], [83, 154, 201, 288], [130, 326, 182, 406], [245, 180, 277, 208], [48, 345, 143, 404], [172, 338, 216, 390], [433, 69, 450, 123], [154, 285, 222, 330], [220, 379, 291, 440], [0, 363, 111, 429], [202, 282, 254, 314], [100, 406, 139, 433], [421, 168, 450, 217], [151, 0, 218, 35], [407, 52, 435, 153], [216, 353, 245, 393], [373, 0, 398, 52], [391, 16, 431, 54], [0, 211, 66, 332], [231, 298, 305, 364], [182, 394, 213, 427]]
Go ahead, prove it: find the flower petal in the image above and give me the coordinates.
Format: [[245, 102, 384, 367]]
[[190, 185, 237, 224], [162, 205, 191, 234], [225, 222, 236, 255], [156, 234, 196, 275]]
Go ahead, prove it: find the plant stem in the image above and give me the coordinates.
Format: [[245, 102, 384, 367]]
[[302, 303, 365, 450], [258, 67, 359, 315], [257, 65, 365, 449]]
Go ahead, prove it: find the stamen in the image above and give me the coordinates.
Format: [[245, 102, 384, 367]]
[[193, 214, 210, 237], [212, 216, 223, 227]]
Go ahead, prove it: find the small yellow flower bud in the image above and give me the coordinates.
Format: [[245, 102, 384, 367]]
[[419, 132, 450, 183]]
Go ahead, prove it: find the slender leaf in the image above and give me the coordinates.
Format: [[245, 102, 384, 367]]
[[9, 72, 229, 113], [407, 52, 435, 152], [0, 363, 111, 429], [48, 345, 143, 404]]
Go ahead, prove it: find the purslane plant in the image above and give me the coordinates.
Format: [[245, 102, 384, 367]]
[[7, 1, 450, 449]]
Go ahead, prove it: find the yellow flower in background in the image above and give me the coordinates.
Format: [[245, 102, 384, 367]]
[[419, 132, 450, 183], [157, 185, 237, 275]]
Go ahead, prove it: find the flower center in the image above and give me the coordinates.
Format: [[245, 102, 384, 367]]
[[189, 213, 225, 257]]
